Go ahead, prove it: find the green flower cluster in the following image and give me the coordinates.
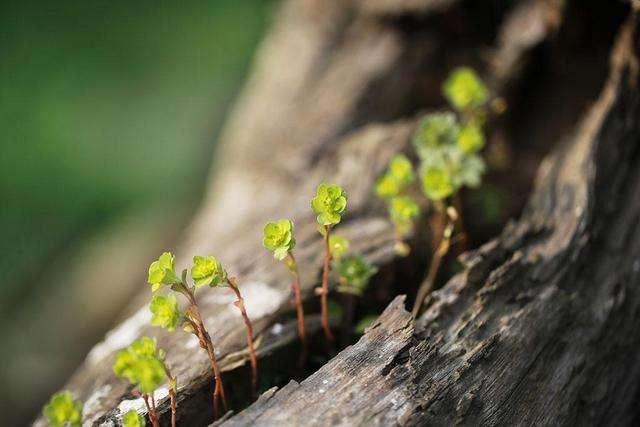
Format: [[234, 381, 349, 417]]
[[113, 337, 167, 394], [122, 410, 145, 427], [311, 183, 347, 226], [389, 196, 420, 235], [443, 67, 489, 111], [329, 234, 349, 260], [263, 219, 296, 260], [413, 68, 488, 202], [336, 255, 378, 296], [374, 154, 415, 199], [148, 252, 180, 292], [150, 294, 181, 331], [43, 391, 82, 427], [191, 255, 227, 287]]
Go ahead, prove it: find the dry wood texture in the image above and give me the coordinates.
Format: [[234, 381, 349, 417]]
[[33, 0, 637, 425]]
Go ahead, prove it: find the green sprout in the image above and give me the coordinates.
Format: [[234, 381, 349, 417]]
[[412, 112, 460, 160], [191, 255, 227, 287], [421, 165, 455, 201], [311, 183, 348, 341], [311, 183, 347, 226], [264, 219, 307, 347], [329, 234, 349, 260], [374, 154, 415, 199], [147, 252, 180, 292], [43, 391, 82, 427], [336, 255, 378, 296], [457, 120, 485, 154], [263, 219, 296, 261], [389, 196, 420, 233], [122, 410, 145, 427], [442, 67, 488, 111], [149, 294, 181, 331]]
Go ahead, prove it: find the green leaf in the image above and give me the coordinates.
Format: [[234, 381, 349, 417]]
[[412, 113, 460, 160], [374, 154, 415, 200], [122, 410, 145, 427], [43, 391, 82, 427], [329, 234, 349, 260], [457, 120, 485, 154], [336, 255, 378, 296], [191, 255, 227, 287], [262, 218, 296, 260], [310, 183, 347, 226], [147, 252, 180, 291], [389, 196, 420, 236], [421, 165, 455, 201], [453, 154, 485, 189], [442, 67, 488, 111], [374, 173, 401, 199], [113, 337, 167, 394], [149, 294, 181, 331]]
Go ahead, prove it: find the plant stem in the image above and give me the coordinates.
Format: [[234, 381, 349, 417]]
[[142, 393, 160, 427], [411, 205, 457, 318], [285, 252, 307, 345], [320, 225, 334, 341], [174, 282, 228, 419], [162, 364, 177, 427], [226, 277, 259, 398]]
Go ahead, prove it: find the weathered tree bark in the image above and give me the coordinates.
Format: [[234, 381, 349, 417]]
[[223, 9, 640, 420], [34, 0, 638, 426]]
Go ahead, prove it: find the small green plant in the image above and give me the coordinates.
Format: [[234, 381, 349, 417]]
[[328, 234, 349, 260], [122, 410, 145, 427], [43, 391, 82, 427], [112, 337, 177, 427], [311, 183, 347, 341], [374, 67, 490, 317], [334, 252, 377, 346], [263, 219, 306, 345], [147, 252, 227, 419]]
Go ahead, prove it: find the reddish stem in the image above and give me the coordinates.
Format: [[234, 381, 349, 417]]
[[286, 252, 307, 344], [227, 277, 259, 398], [320, 226, 334, 341], [162, 364, 177, 427], [142, 393, 160, 427]]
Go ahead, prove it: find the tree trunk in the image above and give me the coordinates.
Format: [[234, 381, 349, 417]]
[[34, 1, 640, 426]]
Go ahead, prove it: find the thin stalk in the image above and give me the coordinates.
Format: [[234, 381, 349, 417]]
[[285, 252, 307, 344], [226, 277, 259, 398], [320, 225, 334, 341], [162, 364, 178, 427], [142, 393, 160, 427], [411, 205, 457, 318], [173, 281, 227, 419]]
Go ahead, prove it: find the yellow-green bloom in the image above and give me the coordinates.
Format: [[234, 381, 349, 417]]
[[375, 154, 415, 199], [412, 113, 460, 160], [389, 196, 420, 234], [113, 337, 166, 394], [443, 67, 488, 111], [311, 183, 347, 226], [329, 234, 349, 260], [421, 165, 454, 201], [122, 410, 144, 427], [147, 252, 180, 292], [43, 391, 82, 427], [457, 120, 485, 153], [191, 255, 226, 287], [336, 255, 378, 296], [263, 219, 296, 261], [150, 294, 181, 331]]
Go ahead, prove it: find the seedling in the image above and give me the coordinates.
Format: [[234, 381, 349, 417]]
[[335, 254, 377, 345], [147, 252, 226, 419], [374, 67, 490, 317], [122, 410, 145, 427], [43, 391, 82, 427], [311, 183, 347, 341], [374, 154, 420, 255], [112, 337, 176, 427], [263, 219, 307, 345]]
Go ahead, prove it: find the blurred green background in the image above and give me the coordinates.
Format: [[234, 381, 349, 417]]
[[0, 0, 270, 423]]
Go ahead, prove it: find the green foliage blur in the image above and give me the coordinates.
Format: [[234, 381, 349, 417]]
[[0, 0, 269, 422]]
